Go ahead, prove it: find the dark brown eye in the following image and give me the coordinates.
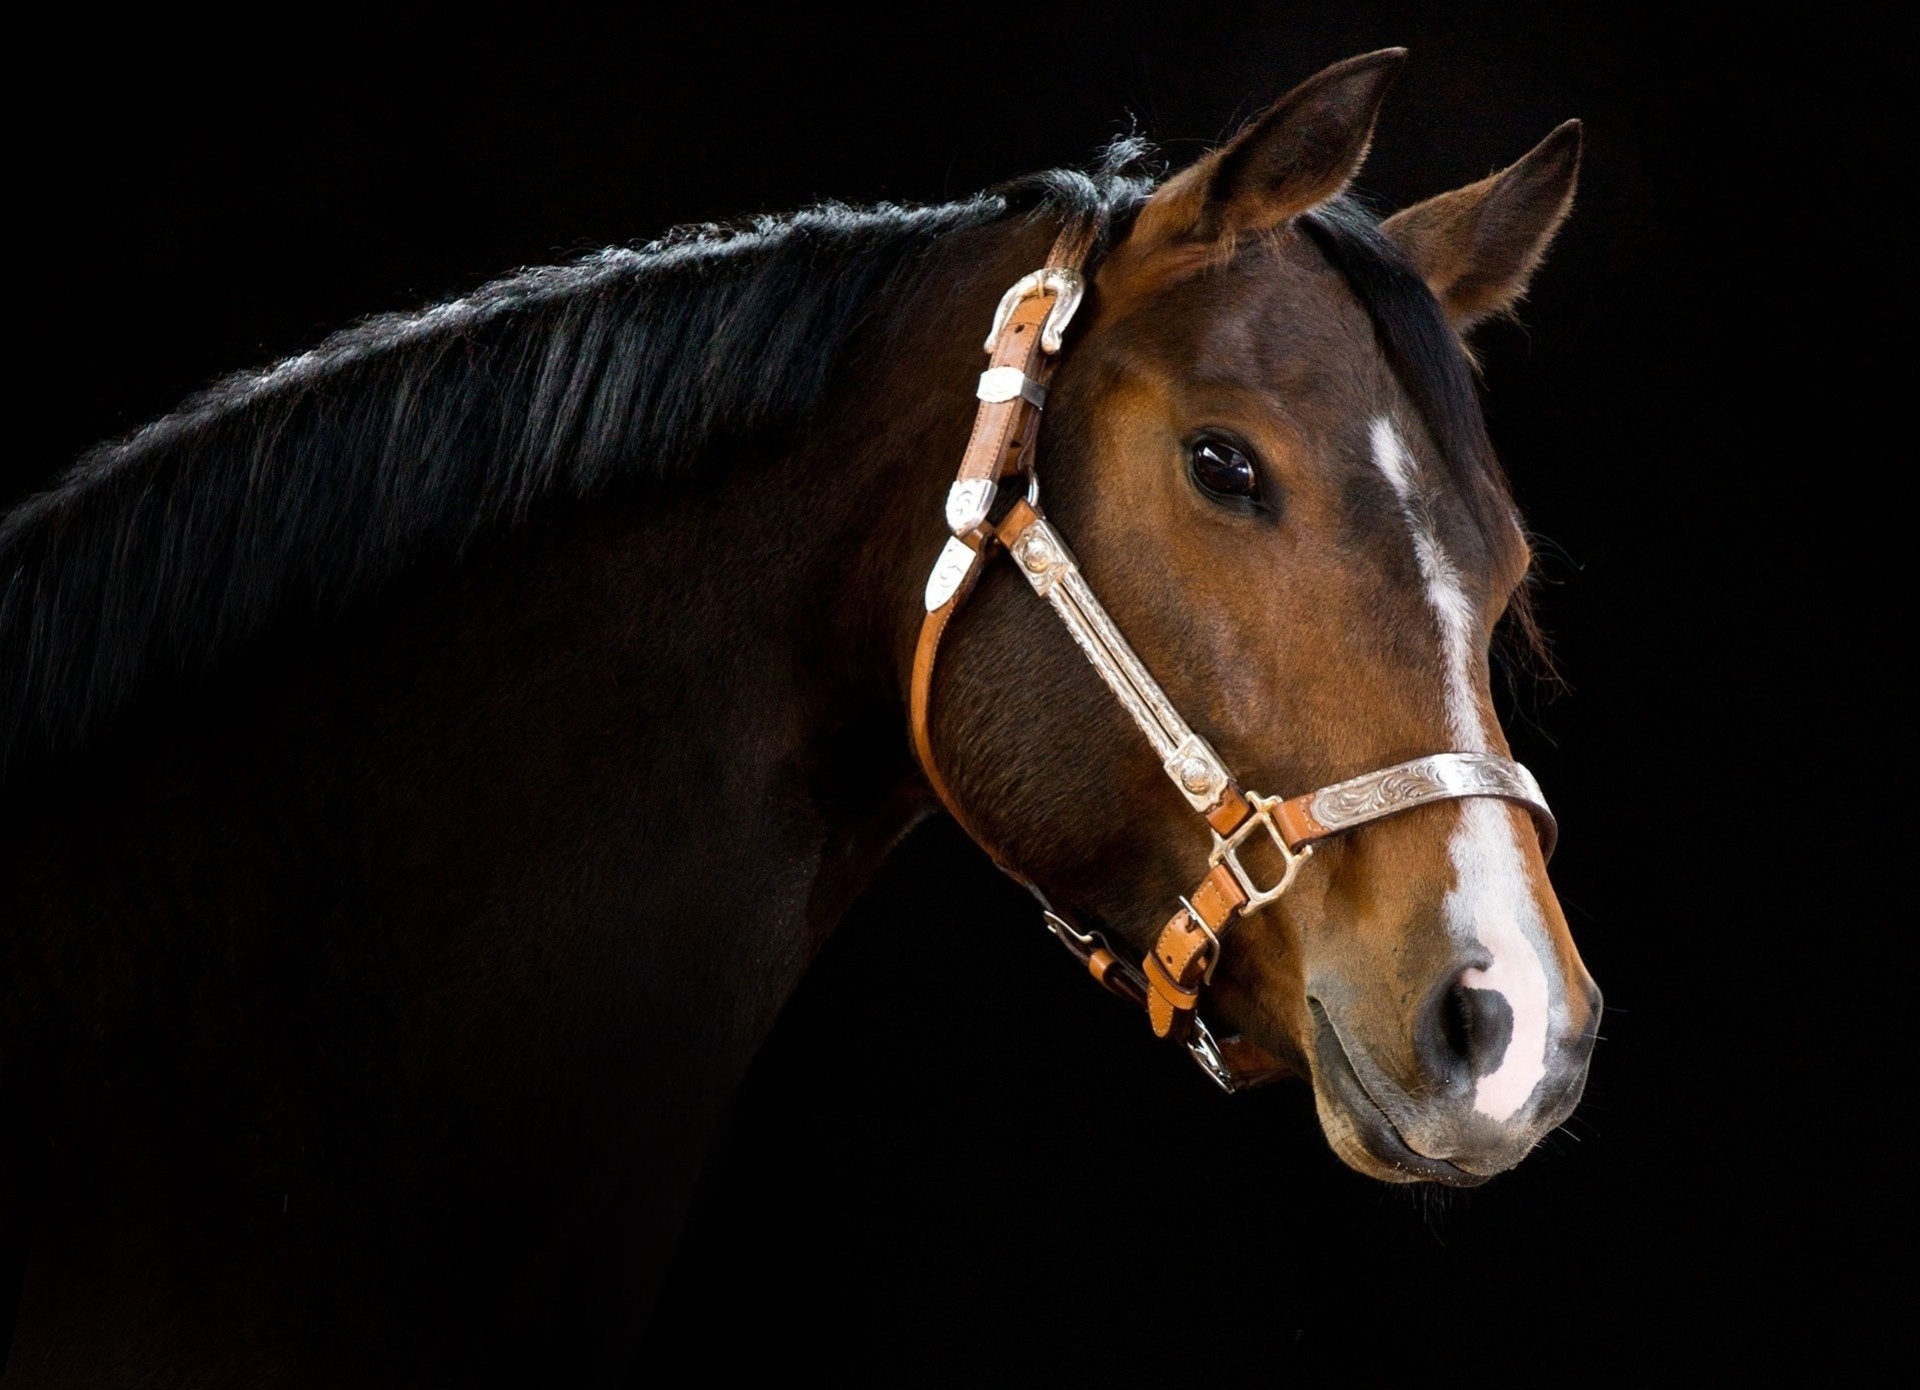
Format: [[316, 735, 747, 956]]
[[1188, 435, 1260, 503]]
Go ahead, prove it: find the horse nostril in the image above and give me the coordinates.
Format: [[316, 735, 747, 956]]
[[1439, 982, 1476, 1064], [1425, 973, 1516, 1083]]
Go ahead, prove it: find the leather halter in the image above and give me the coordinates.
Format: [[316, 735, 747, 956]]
[[909, 218, 1556, 1091]]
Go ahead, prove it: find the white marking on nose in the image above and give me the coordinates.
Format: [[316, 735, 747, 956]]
[[1369, 418, 1555, 1122], [1449, 802, 1551, 1120]]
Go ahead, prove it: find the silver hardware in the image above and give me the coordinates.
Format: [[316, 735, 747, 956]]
[[1186, 1013, 1242, 1094], [1009, 515, 1232, 813], [976, 366, 1047, 407], [1309, 751, 1556, 857], [924, 535, 978, 612], [1042, 908, 1097, 949], [945, 479, 997, 536], [985, 268, 1086, 355], [1164, 733, 1229, 808], [1210, 794, 1313, 911]]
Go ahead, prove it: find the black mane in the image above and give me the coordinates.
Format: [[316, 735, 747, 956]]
[[0, 148, 1537, 777], [0, 148, 1155, 774]]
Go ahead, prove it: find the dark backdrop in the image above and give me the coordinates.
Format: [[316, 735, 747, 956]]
[[16, 3, 1902, 1382]]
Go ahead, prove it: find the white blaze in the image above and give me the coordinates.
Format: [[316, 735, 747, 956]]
[[1369, 418, 1553, 1123]]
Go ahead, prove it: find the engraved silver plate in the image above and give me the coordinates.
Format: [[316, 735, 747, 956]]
[[1309, 752, 1556, 855], [1011, 515, 1229, 814], [976, 366, 1047, 407], [945, 479, 997, 536], [924, 535, 979, 613]]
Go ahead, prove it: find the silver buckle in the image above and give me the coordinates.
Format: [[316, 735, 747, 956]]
[[1209, 793, 1312, 911], [984, 268, 1086, 355]]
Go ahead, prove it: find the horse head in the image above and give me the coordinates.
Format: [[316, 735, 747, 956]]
[[924, 52, 1599, 1185]]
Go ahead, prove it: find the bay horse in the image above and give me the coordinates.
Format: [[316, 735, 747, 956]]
[[2, 50, 1599, 1384]]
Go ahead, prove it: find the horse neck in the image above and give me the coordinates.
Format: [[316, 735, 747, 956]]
[[10, 211, 1057, 1103], [1, 211, 1068, 1364]]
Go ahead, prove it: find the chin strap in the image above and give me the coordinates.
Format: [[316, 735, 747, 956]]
[[908, 218, 1556, 1092]]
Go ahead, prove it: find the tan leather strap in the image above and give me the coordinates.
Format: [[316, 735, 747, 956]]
[[1003, 493, 1280, 1065], [910, 532, 997, 850], [1207, 787, 1253, 838], [957, 294, 1055, 490], [909, 222, 1092, 856], [1045, 214, 1102, 282], [1189, 860, 1248, 930], [1146, 860, 1248, 1040]]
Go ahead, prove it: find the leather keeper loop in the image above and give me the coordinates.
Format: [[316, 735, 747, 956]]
[[1143, 951, 1200, 1007], [1143, 950, 1200, 1039]]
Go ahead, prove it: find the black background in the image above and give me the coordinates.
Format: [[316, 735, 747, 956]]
[[16, 3, 1904, 1382]]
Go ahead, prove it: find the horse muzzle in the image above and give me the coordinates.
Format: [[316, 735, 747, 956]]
[[1306, 978, 1600, 1185]]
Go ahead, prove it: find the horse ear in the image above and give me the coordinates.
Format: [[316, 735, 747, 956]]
[[1133, 49, 1406, 246], [1381, 121, 1583, 330]]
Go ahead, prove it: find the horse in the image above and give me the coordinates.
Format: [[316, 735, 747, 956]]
[[2, 49, 1599, 1384]]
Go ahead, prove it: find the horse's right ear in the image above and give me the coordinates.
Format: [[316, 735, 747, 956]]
[[1381, 121, 1583, 330], [1131, 49, 1406, 248]]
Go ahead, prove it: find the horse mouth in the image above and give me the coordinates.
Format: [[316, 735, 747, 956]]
[[1307, 1000, 1489, 1188]]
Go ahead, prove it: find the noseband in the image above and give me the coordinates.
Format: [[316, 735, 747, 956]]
[[910, 218, 1555, 1091]]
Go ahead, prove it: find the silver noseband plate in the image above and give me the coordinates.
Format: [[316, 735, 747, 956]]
[[1310, 752, 1556, 858]]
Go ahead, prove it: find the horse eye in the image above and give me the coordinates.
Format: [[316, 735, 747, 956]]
[[1188, 436, 1260, 503]]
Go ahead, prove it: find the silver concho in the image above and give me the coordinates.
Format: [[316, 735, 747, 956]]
[[1163, 734, 1229, 811], [924, 536, 979, 612], [1017, 530, 1059, 578]]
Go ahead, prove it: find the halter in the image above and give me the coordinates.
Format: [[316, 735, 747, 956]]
[[909, 217, 1556, 1091]]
